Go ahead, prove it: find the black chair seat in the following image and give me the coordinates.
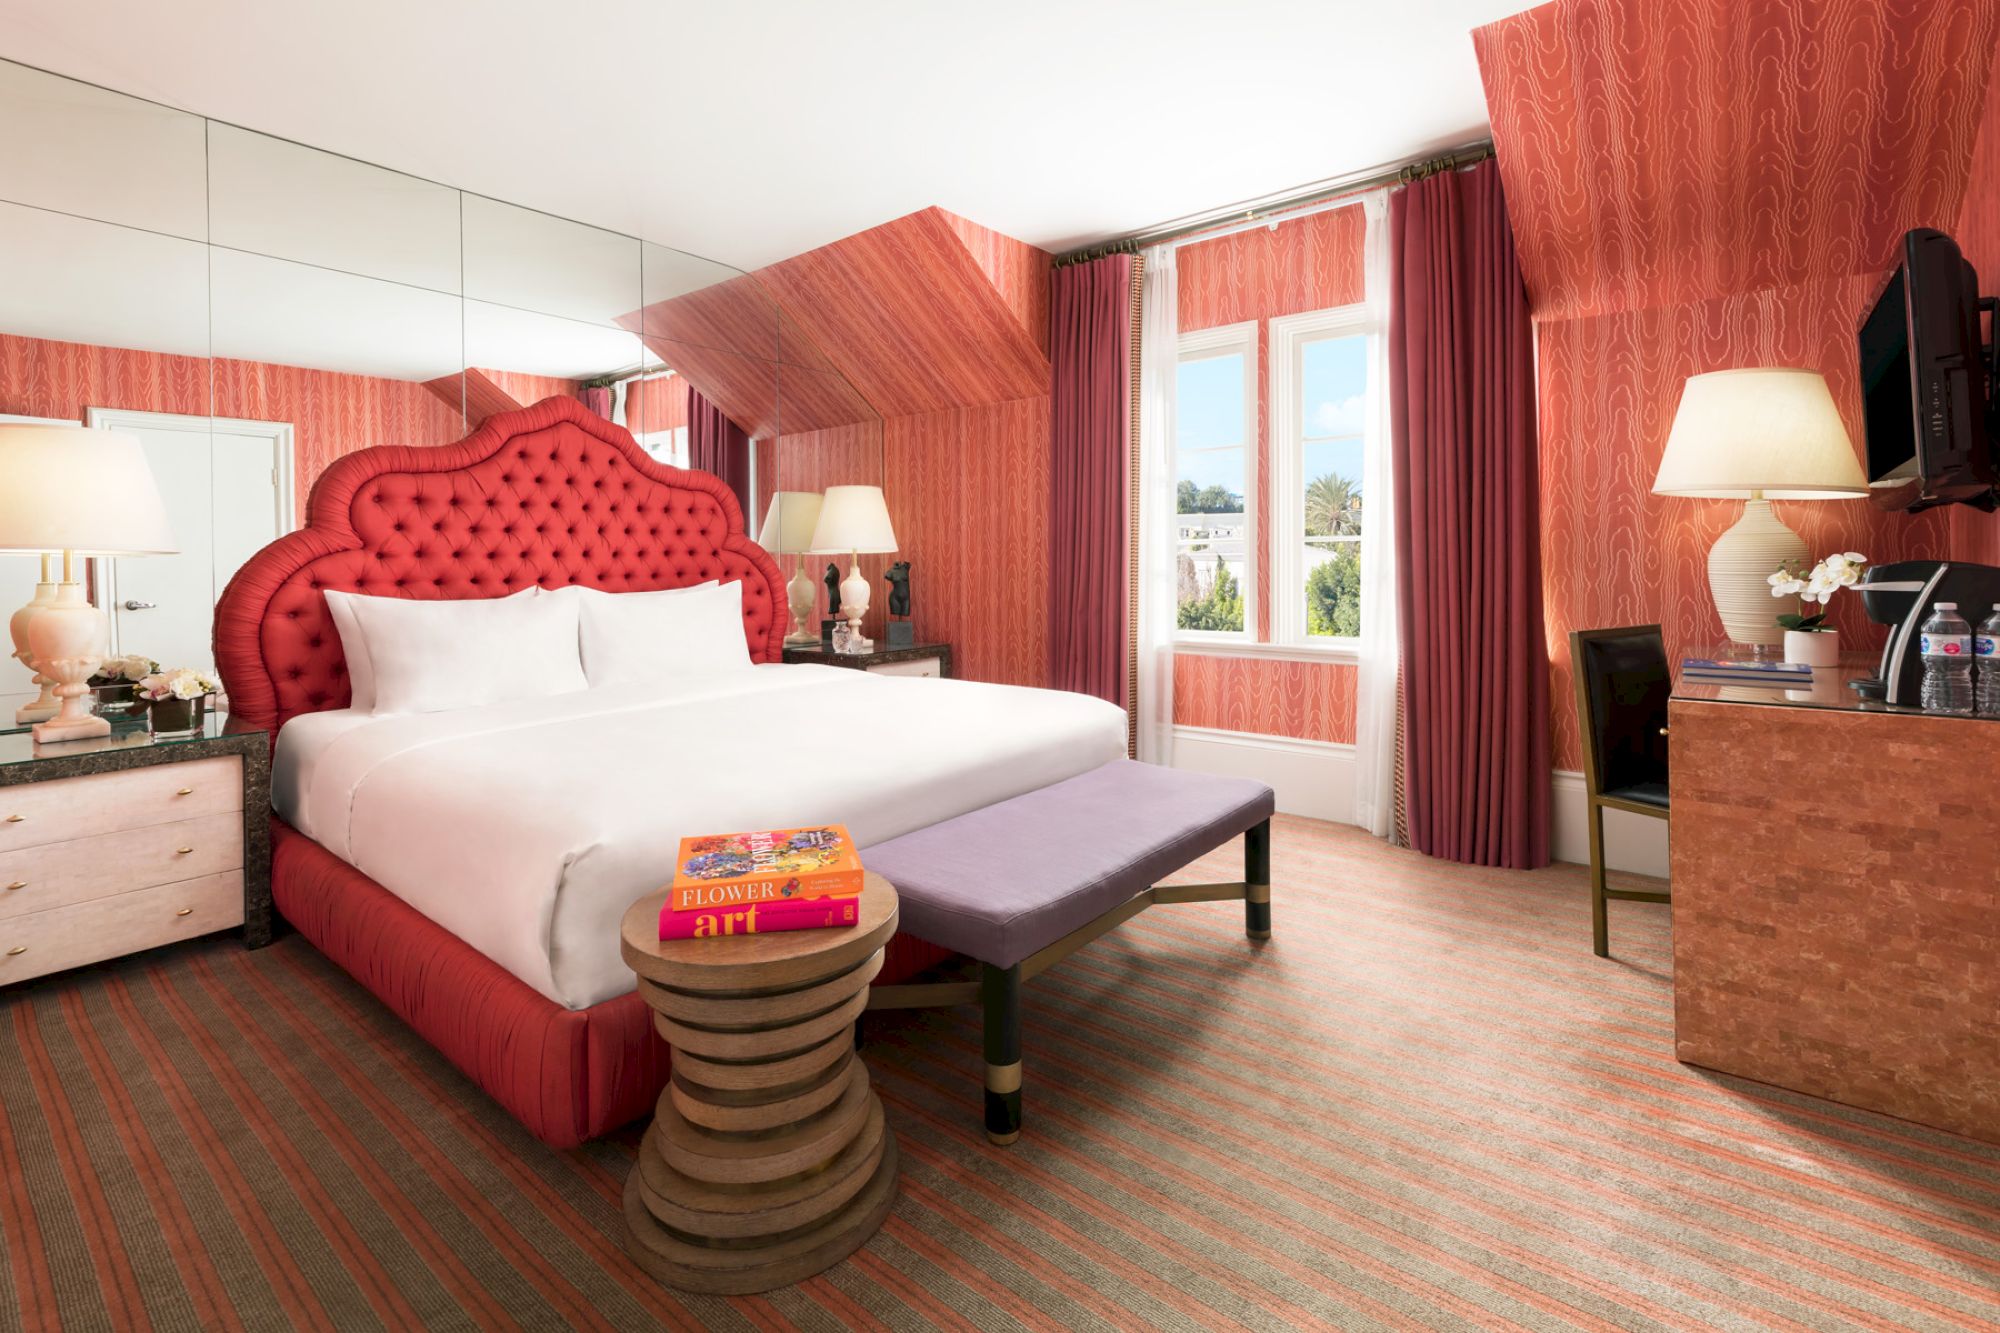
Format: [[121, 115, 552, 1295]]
[[1603, 781, 1669, 810]]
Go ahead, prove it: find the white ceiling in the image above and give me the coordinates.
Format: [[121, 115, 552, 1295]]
[[0, 0, 1527, 271]]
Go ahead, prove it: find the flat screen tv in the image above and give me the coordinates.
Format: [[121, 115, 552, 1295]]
[[1858, 227, 1998, 513]]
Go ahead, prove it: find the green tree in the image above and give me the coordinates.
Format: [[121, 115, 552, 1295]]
[[1175, 480, 1244, 514], [1305, 472, 1361, 537], [1195, 483, 1239, 513], [1178, 562, 1244, 632], [1305, 545, 1362, 637]]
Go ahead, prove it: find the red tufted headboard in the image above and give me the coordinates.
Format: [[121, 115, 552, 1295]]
[[214, 396, 785, 733]]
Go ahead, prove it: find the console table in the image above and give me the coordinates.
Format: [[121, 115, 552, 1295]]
[[1669, 662, 1998, 1144]]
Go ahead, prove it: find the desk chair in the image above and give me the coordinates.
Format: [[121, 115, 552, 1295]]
[[1569, 626, 1671, 957]]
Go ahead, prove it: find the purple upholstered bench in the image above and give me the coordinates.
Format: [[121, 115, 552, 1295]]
[[863, 759, 1275, 1144]]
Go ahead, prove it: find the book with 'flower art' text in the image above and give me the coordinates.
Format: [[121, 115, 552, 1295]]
[[668, 825, 864, 914], [658, 895, 861, 940]]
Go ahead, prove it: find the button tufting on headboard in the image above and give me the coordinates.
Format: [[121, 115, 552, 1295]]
[[213, 396, 784, 733]]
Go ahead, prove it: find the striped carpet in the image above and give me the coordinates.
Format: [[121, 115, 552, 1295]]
[[1, 815, 1996, 1332]]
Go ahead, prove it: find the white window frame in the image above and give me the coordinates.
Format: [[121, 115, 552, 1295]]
[[1172, 319, 1258, 645], [1269, 302, 1378, 656]]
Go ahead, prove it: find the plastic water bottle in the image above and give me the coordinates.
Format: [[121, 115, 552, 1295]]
[[1978, 605, 2000, 717], [1920, 602, 1975, 715]]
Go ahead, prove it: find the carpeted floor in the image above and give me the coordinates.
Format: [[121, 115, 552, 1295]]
[[1, 815, 1996, 1332]]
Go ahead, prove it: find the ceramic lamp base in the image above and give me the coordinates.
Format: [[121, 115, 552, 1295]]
[[14, 692, 57, 725], [784, 563, 819, 646], [26, 583, 109, 745], [1709, 499, 1807, 649]]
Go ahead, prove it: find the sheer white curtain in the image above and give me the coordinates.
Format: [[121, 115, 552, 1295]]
[[1353, 191, 1399, 837], [1134, 244, 1179, 767]]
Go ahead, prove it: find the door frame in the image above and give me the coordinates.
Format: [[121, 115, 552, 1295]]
[[83, 407, 296, 656]]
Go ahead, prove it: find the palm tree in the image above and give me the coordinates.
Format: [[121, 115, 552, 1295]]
[[1305, 472, 1361, 537]]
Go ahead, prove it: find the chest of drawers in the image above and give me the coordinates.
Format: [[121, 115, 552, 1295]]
[[0, 721, 270, 986]]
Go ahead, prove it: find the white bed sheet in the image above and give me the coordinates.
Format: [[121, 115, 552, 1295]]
[[271, 665, 1127, 1009]]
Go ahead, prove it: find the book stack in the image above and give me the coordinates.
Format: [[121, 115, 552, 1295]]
[[660, 825, 865, 940], [1679, 656, 1814, 688]]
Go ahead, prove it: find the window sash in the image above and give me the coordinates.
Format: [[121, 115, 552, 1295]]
[[1269, 304, 1377, 649], [1171, 320, 1258, 642]]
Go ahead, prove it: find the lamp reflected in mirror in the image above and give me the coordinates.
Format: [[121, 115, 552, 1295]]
[[759, 492, 824, 646]]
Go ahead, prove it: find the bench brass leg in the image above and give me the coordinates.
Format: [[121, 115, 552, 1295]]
[[1245, 818, 1272, 940], [982, 962, 1022, 1146]]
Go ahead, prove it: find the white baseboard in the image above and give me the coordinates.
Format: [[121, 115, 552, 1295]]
[[1550, 769, 1668, 877], [1170, 727, 1666, 876], [1170, 725, 1355, 824]]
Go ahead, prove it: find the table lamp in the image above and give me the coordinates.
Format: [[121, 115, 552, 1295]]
[[757, 490, 825, 646], [808, 485, 897, 650], [1652, 368, 1867, 650], [0, 425, 176, 742]]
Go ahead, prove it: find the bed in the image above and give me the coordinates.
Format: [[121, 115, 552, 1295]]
[[215, 397, 1123, 1147]]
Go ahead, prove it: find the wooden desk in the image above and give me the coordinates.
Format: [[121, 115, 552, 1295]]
[[1669, 674, 1999, 1144]]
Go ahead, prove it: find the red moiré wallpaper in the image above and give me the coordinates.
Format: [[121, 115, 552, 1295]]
[[0, 332, 475, 526], [1173, 204, 1368, 742], [885, 399, 1052, 688], [1476, 0, 2000, 769]]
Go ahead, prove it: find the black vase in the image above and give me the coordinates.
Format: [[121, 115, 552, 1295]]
[[148, 696, 206, 734]]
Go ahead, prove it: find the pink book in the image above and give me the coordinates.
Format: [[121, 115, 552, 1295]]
[[658, 895, 861, 941]]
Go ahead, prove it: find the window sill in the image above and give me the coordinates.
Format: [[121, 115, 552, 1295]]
[[1172, 640, 1361, 665]]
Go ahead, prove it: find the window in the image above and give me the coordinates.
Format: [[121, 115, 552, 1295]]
[[1271, 303, 1378, 649], [636, 426, 689, 468], [1173, 322, 1257, 637]]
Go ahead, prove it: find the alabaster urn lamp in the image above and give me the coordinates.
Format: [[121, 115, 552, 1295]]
[[1652, 368, 1868, 652], [757, 490, 825, 647], [809, 485, 898, 652], [0, 425, 176, 743]]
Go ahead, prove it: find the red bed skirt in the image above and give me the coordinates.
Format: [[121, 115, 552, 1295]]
[[272, 821, 954, 1148]]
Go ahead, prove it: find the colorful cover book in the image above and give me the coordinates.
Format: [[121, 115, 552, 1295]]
[[659, 895, 862, 940], [1680, 657, 1811, 677], [669, 825, 864, 913]]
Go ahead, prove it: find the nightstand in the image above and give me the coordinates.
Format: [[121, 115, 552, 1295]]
[[0, 709, 272, 987], [781, 641, 953, 679]]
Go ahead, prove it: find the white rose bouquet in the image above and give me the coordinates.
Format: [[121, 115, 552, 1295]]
[[134, 668, 221, 703], [1768, 551, 1867, 632]]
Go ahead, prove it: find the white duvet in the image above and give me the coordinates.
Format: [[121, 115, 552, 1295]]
[[272, 665, 1127, 1008]]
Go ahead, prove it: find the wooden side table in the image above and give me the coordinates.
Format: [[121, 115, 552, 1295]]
[[617, 873, 901, 1294]]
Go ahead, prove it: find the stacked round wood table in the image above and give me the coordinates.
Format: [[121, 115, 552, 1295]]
[[617, 873, 900, 1294]]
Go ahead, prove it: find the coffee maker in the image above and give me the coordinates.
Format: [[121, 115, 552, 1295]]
[[1854, 560, 2000, 704]]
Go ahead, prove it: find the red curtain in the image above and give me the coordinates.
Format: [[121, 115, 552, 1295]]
[[1390, 161, 1550, 869], [1048, 253, 1133, 704], [688, 387, 751, 519]]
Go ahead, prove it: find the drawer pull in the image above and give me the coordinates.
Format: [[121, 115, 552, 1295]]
[[175, 847, 193, 855], [5, 946, 22, 956], [4, 815, 20, 823], [4, 881, 21, 891], [176, 787, 194, 796], [174, 908, 192, 917]]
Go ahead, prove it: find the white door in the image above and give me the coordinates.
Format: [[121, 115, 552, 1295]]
[[0, 414, 85, 695], [85, 408, 294, 678]]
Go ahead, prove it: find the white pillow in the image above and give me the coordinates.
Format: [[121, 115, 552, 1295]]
[[325, 585, 539, 711], [337, 588, 588, 714], [576, 580, 752, 687]]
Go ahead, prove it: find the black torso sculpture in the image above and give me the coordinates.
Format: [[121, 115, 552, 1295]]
[[823, 563, 842, 617], [883, 561, 912, 618]]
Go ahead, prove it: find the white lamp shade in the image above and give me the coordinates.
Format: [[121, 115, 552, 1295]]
[[1653, 368, 1868, 500], [0, 425, 177, 555], [808, 485, 897, 554], [757, 491, 824, 554]]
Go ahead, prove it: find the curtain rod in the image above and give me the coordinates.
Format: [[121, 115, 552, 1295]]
[[1053, 140, 1494, 267]]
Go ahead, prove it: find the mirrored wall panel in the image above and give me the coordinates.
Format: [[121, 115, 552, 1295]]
[[0, 54, 888, 684]]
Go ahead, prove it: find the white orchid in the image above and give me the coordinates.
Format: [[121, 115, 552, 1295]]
[[1772, 552, 1869, 629], [135, 668, 220, 703]]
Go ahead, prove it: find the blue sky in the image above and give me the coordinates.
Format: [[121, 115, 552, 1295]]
[[1176, 334, 1368, 496]]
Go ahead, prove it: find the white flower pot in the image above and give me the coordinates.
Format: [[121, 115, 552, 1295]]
[[1783, 628, 1840, 667]]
